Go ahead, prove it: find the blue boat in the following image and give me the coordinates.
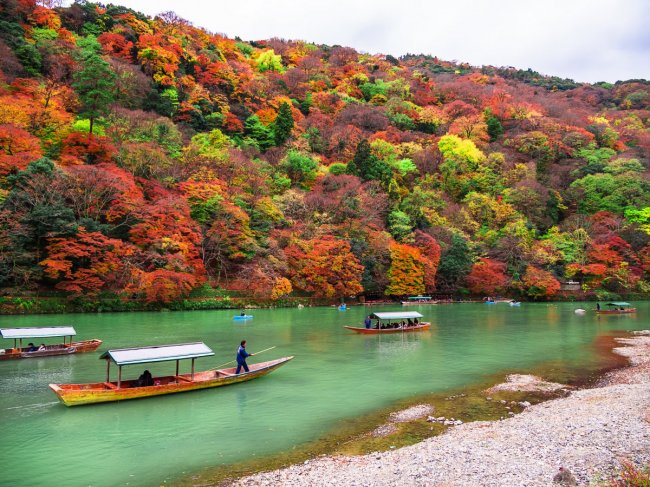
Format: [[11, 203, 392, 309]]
[[233, 315, 253, 320], [338, 304, 347, 311]]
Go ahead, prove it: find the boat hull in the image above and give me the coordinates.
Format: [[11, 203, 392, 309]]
[[401, 301, 437, 306], [0, 339, 102, 361], [344, 323, 431, 334], [49, 356, 293, 406], [596, 308, 636, 315]]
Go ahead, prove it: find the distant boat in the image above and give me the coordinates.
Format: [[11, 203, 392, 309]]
[[49, 342, 293, 407], [0, 326, 102, 361], [338, 304, 347, 311], [401, 296, 437, 306], [509, 301, 521, 307], [345, 311, 430, 334], [233, 315, 253, 320], [596, 302, 636, 315], [574, 308, 586, 314], [485, 300, 496, 304]]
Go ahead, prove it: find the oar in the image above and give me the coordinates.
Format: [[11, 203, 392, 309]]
[[208, 346, 277, 371]]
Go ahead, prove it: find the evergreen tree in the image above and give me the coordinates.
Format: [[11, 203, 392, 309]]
[[436, 234, 474, 291], [273, 102, 294, 145], [484, 109, 504, 142], [73, 41, 116, 135], [347, 139, 391, 184], [244, 115, 274, 151]]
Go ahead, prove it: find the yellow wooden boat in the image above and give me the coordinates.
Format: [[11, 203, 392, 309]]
[[49, 342, 293, 406]]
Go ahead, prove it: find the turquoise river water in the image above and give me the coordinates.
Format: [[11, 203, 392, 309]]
[[0, 302, 647, 486]]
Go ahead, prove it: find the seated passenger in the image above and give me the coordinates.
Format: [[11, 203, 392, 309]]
[[136, 369, 154, 387], [38, 343, 46, 351], [26, 342, 38, 352], [414, 318, 419, 324]]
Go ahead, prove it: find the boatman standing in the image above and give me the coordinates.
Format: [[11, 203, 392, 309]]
[[364, 315, 372, 329], [236, 340, 254, 374]]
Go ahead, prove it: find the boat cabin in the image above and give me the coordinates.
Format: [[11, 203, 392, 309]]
[[100, 342, 215, 389]]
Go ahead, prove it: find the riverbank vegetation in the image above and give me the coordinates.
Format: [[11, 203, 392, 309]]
[[1, 1, 649, 311]]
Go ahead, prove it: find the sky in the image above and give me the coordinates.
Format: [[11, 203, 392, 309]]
[[99, 0, 649, 83]]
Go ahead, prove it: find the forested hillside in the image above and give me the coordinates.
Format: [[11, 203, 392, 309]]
[[1, 0, 649, 307]]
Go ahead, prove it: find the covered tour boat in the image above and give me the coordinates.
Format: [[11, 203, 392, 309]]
[[0, 326, 102, 361], [596, 302, 636, 315], [401, 296, 437, 306], [344, 311, 430, 334], [49, 342, 293, 406]]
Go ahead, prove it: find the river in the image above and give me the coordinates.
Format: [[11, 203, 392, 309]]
[[0, 302, 646, 486]]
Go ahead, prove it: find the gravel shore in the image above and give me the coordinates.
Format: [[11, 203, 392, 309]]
[[233, 331, 650, 486]]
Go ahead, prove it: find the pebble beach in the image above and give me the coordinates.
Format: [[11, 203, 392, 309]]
[[232, 331, 650, 486]]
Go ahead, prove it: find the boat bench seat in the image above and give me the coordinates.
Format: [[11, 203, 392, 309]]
[[104, 382, 118, 389], [175, 375, 192, 382]]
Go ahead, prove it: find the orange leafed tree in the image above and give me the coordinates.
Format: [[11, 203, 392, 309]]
[[131, 269, 197, 303], [285, 235, 363, 298], [466, 258, 509, 295], [40, 227, 134, 295], [385, 243, 426, 296], [0, 124, 43, 176], [521, 265, 560, 299]]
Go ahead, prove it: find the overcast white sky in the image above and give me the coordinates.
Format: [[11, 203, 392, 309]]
[[103, 0, 649, 83]]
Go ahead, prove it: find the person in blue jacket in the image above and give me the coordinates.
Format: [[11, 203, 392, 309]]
[[236, 340, 254, 374], [364, 315, 372, 329]]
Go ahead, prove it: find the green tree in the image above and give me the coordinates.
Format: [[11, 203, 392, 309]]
[[436, 234, 474, 291], [484, 109, 503, 142], [388, 210, 413, 242], [282, 151, 318, 189], [243, 115, 274, 151], [273, 102, 294, 145], [256, 49, 284, 72], [73, 40, 116, 135], [347, 140, 391, 184]]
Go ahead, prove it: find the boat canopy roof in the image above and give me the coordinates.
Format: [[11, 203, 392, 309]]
[[0, 326, 76, 339], [371, 311, 423, 320], [100, 342, 214, 366], [407, 296, 432, 300], [606, 301, 631, 307]]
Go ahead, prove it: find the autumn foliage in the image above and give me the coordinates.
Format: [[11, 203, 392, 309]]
[[0, 2, 649, 305]]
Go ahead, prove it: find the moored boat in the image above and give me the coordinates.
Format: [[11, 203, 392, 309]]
[[345, 311, 430, 334], [596, 302, 636, 315], [49, 342, 293, 406], [0, 326, 102, 361], [401, 296, 437, 306]]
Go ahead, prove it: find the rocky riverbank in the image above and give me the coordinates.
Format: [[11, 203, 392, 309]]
[[232, 331, 650, 486]]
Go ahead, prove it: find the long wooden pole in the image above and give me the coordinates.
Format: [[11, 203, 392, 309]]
[[208, 346, 277, 371]]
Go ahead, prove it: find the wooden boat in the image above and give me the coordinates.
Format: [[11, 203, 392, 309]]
[[596, 302, 636, 315], [401, 296, 437, 306], [49, 342, 293, 406], [0, 326, 102, 361], [345, 311, 430, 334]]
